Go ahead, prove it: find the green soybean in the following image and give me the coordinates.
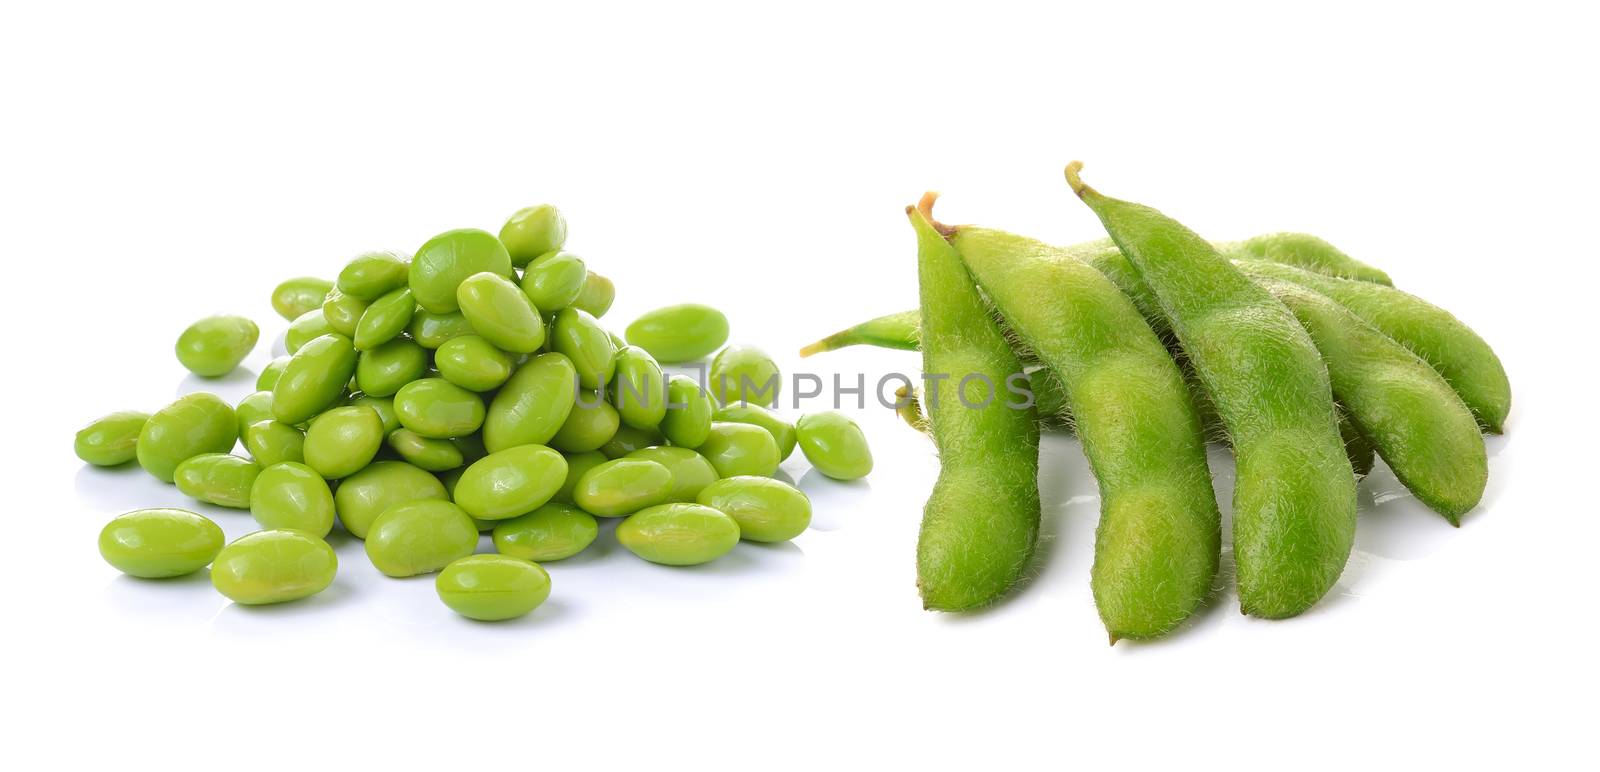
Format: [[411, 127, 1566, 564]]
[[175, 315, 259, 377], [350, 395, 400, 433], [550, 390, 620, 453], [212, 530, 338, 605], [696, 476, 811, 543], [75, 410, 149, 466], [1219, 233, 1392, 286], [599, 424, 663, 459], [99, 508, 224, 578], [616, 503, 740, 566], [1263, 279, 1486, 522], [364, 499, 479, 577], [337, 250, 410, 300], [611, 346, 666, 430], [436, 335, 515, 392], [353, 287, 415, 351], [625, 304, 730, 363], [355, 337, 430, 397], [334, 460, 449, 539], [138, 393, 238, 483], [697, 422, 779, 478], [1068, 162, 1355, 619], [712, 404, 797, 461], [285, 309, 334, 354], [243, 419, 305, 467], [520, 250, 587, 312], [302, 405, 384, 479], [554, 451, 608, 503], [551, 308, 617, 389], [409, 309, 476, 349], [436, 554, 552, 621], [709, 345, 780, 407], [571, 271, 616, 318], [660, 375, 714, 448], [573, 458, 673, 516], [250, 461, 336, 536], [235, 391, 275, 438], [410, 228, 514, 314], [453, 444, 568, 521], [387, 428, 464, 471], [174, 453, 260, 508], [499, 204, 568, 268], [799, 309, 921, 357], [910, 197, 1040, 612], [483, 352, 577, 452], [950, 216, 1220, 641], [457, 271, 545, 353], [257, 356, 291, 391], [321, 289, 370, 338], [795, 411, 873, 481], [492, 503, 598, 562], [394, 377, 485, 438], [272, 334, 358, 425], [272, 277, 334, 321], [626, 446, 719, 502]]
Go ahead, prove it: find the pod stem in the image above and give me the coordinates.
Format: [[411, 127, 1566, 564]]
[[798, 336, 841, 358], [916, 191, 958, 238], [1065, 161, 1094, 199]]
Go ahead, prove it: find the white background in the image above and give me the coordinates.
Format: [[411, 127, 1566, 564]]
[[3, 1, 1595, 768]]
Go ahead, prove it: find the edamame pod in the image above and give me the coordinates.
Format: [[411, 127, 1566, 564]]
[[272, 334, 358, 425], [137, 392, 238, 483], [453, 445, 568, 520], [99, 508, 224, 578], [625, 304, 730, 363], [1219, 233, 1392, 286], [250, 462, 336, 536], [272, 277, 334, 321], [175, 315, 259, 377], [798, 309, 921, 357], [616, 503, 741, 566], [483, 352, 577, 453], [457, 271, 546, 353], [74, 410, 149, 466], [212, 530, 338, 605], [410, 228, 514, 314]]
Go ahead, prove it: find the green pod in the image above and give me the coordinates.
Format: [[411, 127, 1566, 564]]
[[697, 422, 779, 478], [910, 199, 1040, 612], [302, 405, 384, 479], [353, 287, 415, 351], [696, 475, 811, 543], [573, 458, 672, 516], [257, 356, 291, 391], [175, 315, 259, 377], [394, 377, 486, 438], [711, 404, 796, 461], [625, 303, 730, 363], [272, 277, 334, 321], [795, 411, 873, 481], [616, 503, 740, 566], [356, 337, 430, 397], [137, 393, 238, 483], [99, 508, 224, 578], [550, 390, 620, 453], [337, 250, 410, 300], [334, 460, 448, 539], [553, 451, 608, 503], [492, 503, 598, 562], [660, 375, 714, 448], [74, 410, 149, 466], [627, 446, 719, 503], [1067, 163, 1354, 620], [350, 395, 400, 434], [453, 444, 568, 520], [174, 454, 260, 509], [484, 352, 577, 453], [409, 309, 476, 349], [571, 271, 615, 318], [1219, 233, 1392, 285], [551, 308, 617, 389], [1340, 408, 1377, 478], [709, 345, 780, 407], [799, 309, 921, 357], [234, 391, 275, 438], [599, 424, 663, 459], [410, 228, 514, 314], [243, 419, 305, 467], [611, 346, 666, 430], [436, 554, 552, 621], [250, 462, 336, 536], [321, 289, 370, 338], [499, 204, 568, 268], [387, 428, 464, 471], [364, 499, 479, 577], [436, 335, 515, 392], [285, 309, 334, 354], [457, 271, 545, 353], [520, 250, 587, 312], [212, 530, 338, 605], [272, 334, 358, 425]]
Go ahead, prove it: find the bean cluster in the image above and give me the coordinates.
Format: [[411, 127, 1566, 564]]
[[79, 205, 874, 622]]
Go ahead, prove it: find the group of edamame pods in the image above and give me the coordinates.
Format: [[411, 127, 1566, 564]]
[[78, 204, 875, 622], [803, 163, 1508, 642]]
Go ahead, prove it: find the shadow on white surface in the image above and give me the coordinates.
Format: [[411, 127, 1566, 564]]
[[177, 366, 258, 399]]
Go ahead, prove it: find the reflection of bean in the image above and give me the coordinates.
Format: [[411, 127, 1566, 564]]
[[910, 196, 1040, 612]]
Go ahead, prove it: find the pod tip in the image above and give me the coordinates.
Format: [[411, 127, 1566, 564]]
[[1108, 632, 1120, 646], [797, 340, 826, 358], [1065, 161, 1091, 198]]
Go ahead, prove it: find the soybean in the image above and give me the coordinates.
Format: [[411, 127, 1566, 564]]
[[520, 250, 587, 312], [554, 451, 608, 503], [795, 411, 873, 481], [175, 315, 259, 377], [612, 347, 666, 431], [99, 508, 224, 578], [625, 304, 730, 363], [74, 410, 149, 466], [549, 390, 620, 453], [571, 271, 616, 318], [573, 458, 673, 516], [272, 334, 358, 425], [599, 424, 663, 459], [697, 422, 779, 479], [250, 462, 336, 536], [302, 405, 384, 479], [710, 345, 780, 407], [616, 503, 740, 566], [350, 395, 400, 433], [364, 499, 479, 577], [696, 476, 811, 543], [212, 530, 338, 605], [410, 228, 514, 314], [394, 377, 485, 438], [174, 453, 260, 508], [352, 286, 415, 351], [484, 353, 578, 452], [356, 337, 430, 397], [334, 460, 448, 539], [436, 554, 552, 621], [285, 309, 334, 354], [456, 271, 545, 353], [453, 445, 568, 520], [409, 309, 476, 349], [387, 428, 464, 471], [436, 335, 515, 392], [551, 308, 617, 389], [235, 391, 275, 438], [257, 356, 291, 391], [492, 503, 598, 562], [337, 251, 409, 300], [659, 375, 714, 448], [322, 289, 369, 338], [272, 277, 334, 321], [712, 404, 797, 461], [244, 420, 305, 467], [137, 392, 238, 483], [499, 204, 568, 267], [626, 446, 719, 502]]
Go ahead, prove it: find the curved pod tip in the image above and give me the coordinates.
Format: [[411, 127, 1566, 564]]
[[1064, 161, 1093, 198]]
